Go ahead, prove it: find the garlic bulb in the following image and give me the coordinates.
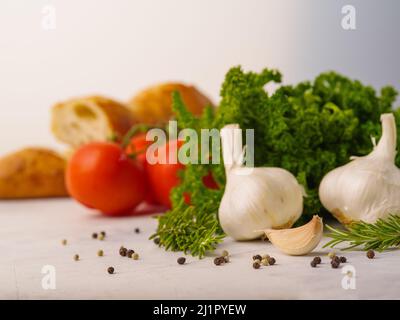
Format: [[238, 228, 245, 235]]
[[319, 113, 400, 224], [218, 124, 304, 240]]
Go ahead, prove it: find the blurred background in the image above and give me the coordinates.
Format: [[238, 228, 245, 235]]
[[0, 0, 399, 154]]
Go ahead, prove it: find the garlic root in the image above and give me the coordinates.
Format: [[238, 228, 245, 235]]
[[262, 215, 323, 256]]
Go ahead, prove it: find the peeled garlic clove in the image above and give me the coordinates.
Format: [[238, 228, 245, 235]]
[[262, 215, 323, 256]]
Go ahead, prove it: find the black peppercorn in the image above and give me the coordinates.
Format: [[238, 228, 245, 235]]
[[332, 256, 340, 264], [119, 247, 127, 257], [100, 231, 106, 237], [253, 254, 262, 261], [313, 256, 322, 264], [153, 238, 160, 245], [107, 267, 114, 274], [367, 250, 375, 259], [253, 262, 260, 269], [339, 256, 347, 263], [177, 257, 186, 265], [331, 260, 340, 269], [134, 228, 140, 234], [310, 260, 318, 268], [267, 257, 276, 266], [127, 249, 135, 258], [214, 257, 224, 266], [92, 233, 98, 239]]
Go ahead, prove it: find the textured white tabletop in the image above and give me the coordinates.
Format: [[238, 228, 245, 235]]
[[1, 198, 399, 300]]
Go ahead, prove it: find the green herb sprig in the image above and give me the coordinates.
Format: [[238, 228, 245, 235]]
[[324, 215, 400, 251], [150, 92, 225, 258]]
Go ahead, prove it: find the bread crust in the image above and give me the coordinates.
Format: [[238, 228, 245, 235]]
[[88, 96, 134, 137], [0, 148, 68, 199], [51, 95, 134, 147], [127, 83, 213, 124]]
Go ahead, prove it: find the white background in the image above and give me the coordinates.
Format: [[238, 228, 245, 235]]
[[0, 0, 399, 154]]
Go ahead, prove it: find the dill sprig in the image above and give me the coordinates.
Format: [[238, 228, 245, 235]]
[[150, 200, 225, 258], [324, 214, 400, 251]]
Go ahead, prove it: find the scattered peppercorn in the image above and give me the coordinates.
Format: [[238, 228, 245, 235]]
[[253, 262, 261, 269], [61, 239, 67, 246], [328, 251, 336, 259], [331, 260, 340, 269], [214, 257, 224, 266], [267, 257, 276, 266], [97, 250, 104, 257], [332, 256, 341, 264], [153, 238, 160, 245], [261, 258, 269, 266], [262, 254, 270, 260], [107, 267, 114, 274], [134, 228, 140, 234], [119, 247, 127, 257], [177, 257, 186, 265], [100, 231, 106, 237], [222, 250, 229, 257], [339, 256, 347, 263], [367, 250, 375, 259], [310, 260, 318, 268], [92, 233, 98, 239], [74, 254, 79, 261], [132, 253, 139, 260], [313, 256, 322, 264], [127, 249, 135, 258], [98, 234, 105, 241], [253, 254, 262, 261]]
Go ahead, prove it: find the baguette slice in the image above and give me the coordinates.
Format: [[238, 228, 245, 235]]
[[127, 83, 213, 124], [51, 96, 134, 148], [0, 148, 68, 199]]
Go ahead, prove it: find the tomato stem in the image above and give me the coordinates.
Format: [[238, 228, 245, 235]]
[[121, 124, 155, 149]]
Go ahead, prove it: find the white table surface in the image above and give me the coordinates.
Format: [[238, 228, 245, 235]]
[[1, 198, 399, 300]]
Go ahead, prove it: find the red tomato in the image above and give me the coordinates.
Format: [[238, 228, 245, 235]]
[[146, 139, 218, 208], [125, 132, 152, 170], [202, 171, 219, 190], [66, 142, 147, 215], [146, 140, 185, 208], [126, 132, 157, 205]]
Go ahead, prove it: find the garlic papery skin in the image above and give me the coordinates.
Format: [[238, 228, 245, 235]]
[[319, 113, 400, 225], [218, 124, 304, 241]]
